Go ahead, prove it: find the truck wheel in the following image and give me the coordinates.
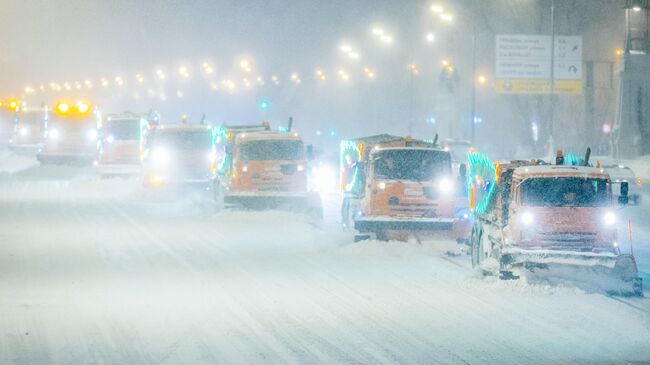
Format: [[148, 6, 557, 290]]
[[341, 198, 352, 229], [211, 180, 224, 211], [376, 230, 388, 241], [470, 224, 482, 268]]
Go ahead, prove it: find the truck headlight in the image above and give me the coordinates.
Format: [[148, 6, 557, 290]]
[[603, 211, 616, 226], [521, 212, 534, 226], [19, 127, 29, 136], [152, 148, 170, 165], [49, 129, 60, 140], [87, 129, 98, 141], [438, 178, 454, 193]]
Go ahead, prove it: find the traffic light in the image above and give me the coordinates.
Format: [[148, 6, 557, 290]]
[[260, 100, 269, 110]]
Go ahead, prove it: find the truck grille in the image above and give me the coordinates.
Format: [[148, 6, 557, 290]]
[[535, 232, 596, 250], [281, 164, 297, 175]]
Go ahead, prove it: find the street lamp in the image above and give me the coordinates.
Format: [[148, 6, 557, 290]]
[[434, 3, 478, 143], [440, 13, 453, 22], [431, 4, 444, 13]]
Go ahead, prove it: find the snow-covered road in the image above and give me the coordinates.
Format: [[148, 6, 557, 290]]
[[1, 156, 649, 364]]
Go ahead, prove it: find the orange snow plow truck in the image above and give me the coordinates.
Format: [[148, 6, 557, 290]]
[[469, 149, 642, 296], [218, 121, 322, 217], [340, 134, 471, 242]]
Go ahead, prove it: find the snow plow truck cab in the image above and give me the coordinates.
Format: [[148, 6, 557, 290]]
[[341, 134, 471, 242], [0, 99, 19, 146], [37, 101, 100, 165], [469, 150, 642, 296], [218, 122, 322, 216], [11, 105, 47, 153], [141, 124, 217, 188], [95, 112, 151, 176]]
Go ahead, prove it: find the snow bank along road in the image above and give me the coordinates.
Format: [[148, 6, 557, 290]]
[[1, 162, 649, 364]]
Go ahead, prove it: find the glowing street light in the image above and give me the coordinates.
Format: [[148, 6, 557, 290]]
[[84, 79, 93, 88], [379, 35, 393, 44], [431, 4, 444, 13], [340, 43, 361, 60], [440, 13, 454, 22], [156, 69, 166, 81], [290, 73, 301, 84], [372, 27, 384, 36], [337, 69, 350, 81], [201, 61, 215, 75], [178, 66, 190, 79], [315, 69, 326, 81], [363, 67, 375, 79], [441, 59, 450, 67], [271, 75, 280, 85], [240, 59, 252, 73], [135, 74, 145, 84], [409, 64, 420, 75], [477, 74, 487, 85], [100, 77, 109, 87], [114, 76, 124, 86], [426, 32, 435, 43]]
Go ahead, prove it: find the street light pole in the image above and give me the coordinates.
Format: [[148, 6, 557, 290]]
[[470, 23, 477, 145], [549, 0, 556, 144]]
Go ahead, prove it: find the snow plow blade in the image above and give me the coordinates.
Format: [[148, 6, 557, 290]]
[[224, 192, 322, 218], [502, 248, 643, 297], [354, 217, 454, 232]]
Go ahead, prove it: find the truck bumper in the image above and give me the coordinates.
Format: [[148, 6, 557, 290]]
[[502, 247, 642, 295], [354, 216, 455, 232], [224, 192, 309, 205], [10, 143, 42, 154], [37, 152, 96, 165], [502, 247, 623, 268], [95, 163, 141, 176]]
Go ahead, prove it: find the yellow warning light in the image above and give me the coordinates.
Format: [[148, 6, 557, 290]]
[[77, 102, 89, 113], [495, 160, 501, 184], [8, 99, 19, 111], [56, 103, 70, 113]]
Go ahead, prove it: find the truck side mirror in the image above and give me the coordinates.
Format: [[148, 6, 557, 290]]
[[619, 181, 629, 205], [458, 163, 468, 197]]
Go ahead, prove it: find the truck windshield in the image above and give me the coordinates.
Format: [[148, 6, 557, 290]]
[[105, 119, 140, 140], [48, 116, 96, 131], [521, 177, 609, 207], [239, 140, 303, 161], [152, 130, 212, 150], [373, 149, 451, 181]]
